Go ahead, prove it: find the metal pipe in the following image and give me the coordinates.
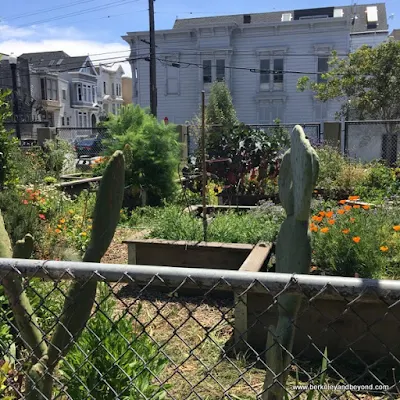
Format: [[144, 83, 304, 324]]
[[0, 258, 399, 301], [149, 0, 157, 117]]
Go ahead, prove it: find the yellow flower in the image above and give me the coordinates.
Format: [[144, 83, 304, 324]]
[[380, 246, 389, 252], [59, 218, 66, 224], [80, 232, 87, 237], [57, 225, 62, 229], [88, 225, 92, 230], [68, 210, 74, 215]]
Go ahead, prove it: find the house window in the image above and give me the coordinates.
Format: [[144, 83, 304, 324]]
[[62, 89, 66, 100], [103, 82, 107, 95], [203, 60, 212, 84], [317, 57, 329, 84], [77, 84, 82, 101], [83, 85, 88, 102], [92, 86, 96, 103], [61, 116, 65, 126], [40, 78, 58, 101], [111, 83, 115, 96], [112, 104, 116, 114], [78, 112, 83, 127], [260, 59, 284, 91], [260, 60, 270, 90], [216, 59, 225, 82], [258, 100, 285, 124], [66, 117, 70, 126], [166, 62, 179, 95]]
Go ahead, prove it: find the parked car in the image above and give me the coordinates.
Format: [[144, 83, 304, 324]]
[[74, 137, 103, 157]]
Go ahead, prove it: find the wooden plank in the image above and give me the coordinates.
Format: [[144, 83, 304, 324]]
[[239, 242, 273, 273]]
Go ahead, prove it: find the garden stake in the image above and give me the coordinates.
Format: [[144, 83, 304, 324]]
[[0, 150, 125, 399], [201, 90, 208, 242], [262, 125, 319, 399]]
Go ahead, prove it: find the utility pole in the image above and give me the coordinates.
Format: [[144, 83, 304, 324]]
[[9, 56, 21, 141], [149, 0, 157, 117]]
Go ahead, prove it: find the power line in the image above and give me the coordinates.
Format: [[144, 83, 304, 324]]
[[2, 0, 97, 22], [16, 0, 143, 29]]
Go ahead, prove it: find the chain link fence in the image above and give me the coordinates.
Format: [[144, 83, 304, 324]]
[[56, 127, 107, 158], [345, 120, 400, 164], [0, 259, 398, 399]]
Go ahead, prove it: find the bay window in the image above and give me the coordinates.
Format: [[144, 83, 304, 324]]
[[40, 78, 58, 101]]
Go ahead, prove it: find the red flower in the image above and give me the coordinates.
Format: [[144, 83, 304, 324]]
[[22, 200, 28, 205], [39, 214, 46, 220]]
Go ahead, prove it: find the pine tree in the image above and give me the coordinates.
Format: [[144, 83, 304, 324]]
[[206, 81, 238, 127]]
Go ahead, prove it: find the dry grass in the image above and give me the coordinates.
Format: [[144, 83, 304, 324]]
[[111, 284, 391, 400]]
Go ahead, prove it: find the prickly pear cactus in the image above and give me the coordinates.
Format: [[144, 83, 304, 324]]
[[262, 125, 319, 400]]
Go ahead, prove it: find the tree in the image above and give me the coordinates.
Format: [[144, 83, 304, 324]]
[[298, 40, 400, 164], [205, 81, 238, 127], [297, 41, 400, 121]]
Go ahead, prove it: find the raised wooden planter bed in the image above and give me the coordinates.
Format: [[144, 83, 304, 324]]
[[123, 238, 399, 364]]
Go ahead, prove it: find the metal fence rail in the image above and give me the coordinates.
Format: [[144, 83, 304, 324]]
[[0, 259, 399, 399]]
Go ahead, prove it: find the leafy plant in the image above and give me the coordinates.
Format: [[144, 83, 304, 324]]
[[60, 283, 170, 399], [42, 139, 76, 178], [102, 104, 181, 206]]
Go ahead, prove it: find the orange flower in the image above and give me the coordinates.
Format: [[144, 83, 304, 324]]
[[339, 200, 347, 205], [59, 218, 66, 224], [310, 266, 318, 272], [350, 217, 356, 223], [319, 211, 326, 217], [55, 229, 61, 234], [380, 246, 389, 252], [325, 211, 334, 219], [320, 227, 329, 233], [342, 229, 350, 234], [338, 209, 346, 215], [328, 219, 335, 225], [348, 196, 360, 201], [312, 215, 323, 223], [310, 224, 318, 232], [353, 205, 360, 209], [362, 205, 370, 210], [352, 236, 361, 243], [344, 205, 352, 211], [393, 226, 400, 232]]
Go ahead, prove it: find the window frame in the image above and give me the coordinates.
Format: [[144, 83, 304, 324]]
[[259, 57, 284, 91], [317, 56, 329, 84], [203, 60, 212, 84]]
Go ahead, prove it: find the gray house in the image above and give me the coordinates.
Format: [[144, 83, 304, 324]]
[[123, 3, 388, 126]]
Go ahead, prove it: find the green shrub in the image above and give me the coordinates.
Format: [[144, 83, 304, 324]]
[[44, 176, 58, 185], [42, 139, 76, 178], [102, 105, 181, 206], [134, 205, 284, 244], [60, 283, 170, 399]]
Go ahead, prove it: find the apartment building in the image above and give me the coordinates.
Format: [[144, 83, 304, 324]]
[[20, 51, 99, 128], [95, 65, 124, 117], [123, 3, 388, 125]]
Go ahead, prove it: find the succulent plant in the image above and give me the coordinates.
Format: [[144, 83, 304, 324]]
[[0, 150, 125, 399]]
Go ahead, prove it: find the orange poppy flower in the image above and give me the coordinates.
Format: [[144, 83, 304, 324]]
[[55, 229, 61, 234], [338, 209, 346, 215], [393, 226, 400, 232], [319, 211, 326, 217], [310, 224, 318, 232], [348, 196, 360, 201], [352, 236, 361, 243], [339, 200, 347, 205], [380, 246, 389, 252], [353, 205, 360, 209], [344, 205, 352, 211], [328, 219, 335, 225], [325, 211, 334, 219], [312, 216, 323, 223], [350, 217, 356, 223], [320, 227, 329, 233], [362, 205, 370, 210], [342, 229, 350, 234]]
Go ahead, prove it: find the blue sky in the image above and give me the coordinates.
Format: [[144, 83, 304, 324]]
[[0, 0, 398, 76]]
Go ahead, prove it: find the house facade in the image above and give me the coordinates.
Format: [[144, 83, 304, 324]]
[[123, 3, 388, 126], [20, 51, 100, 128], [95, 65, 124, 118]]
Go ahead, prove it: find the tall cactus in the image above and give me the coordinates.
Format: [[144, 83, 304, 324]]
[[262, 126, 319, 399], [0, 150, 125, 399]]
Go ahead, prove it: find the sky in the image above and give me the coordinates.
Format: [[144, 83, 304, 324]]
[[0, 0, 398, 77]]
